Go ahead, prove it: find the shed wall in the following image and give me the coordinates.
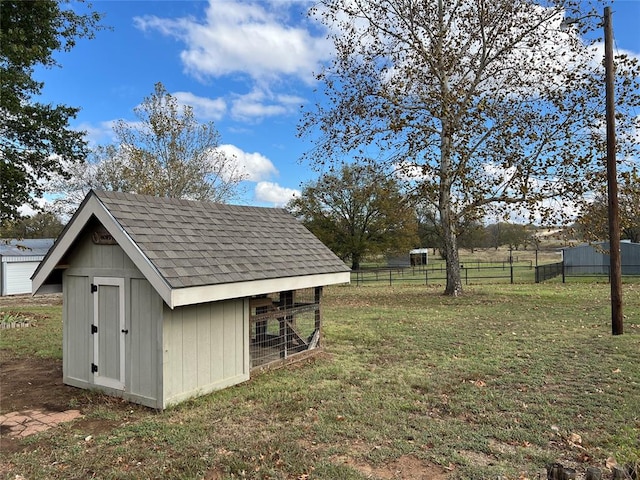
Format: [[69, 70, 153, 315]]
[[63, 223, 164, 408], [162, 298, 249, 408]]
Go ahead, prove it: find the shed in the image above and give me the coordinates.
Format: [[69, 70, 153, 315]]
[[562, 241, 640, 275], [409, 248, 429, 266], [32, 190, 351, 409], [1, 238, 55, 296]]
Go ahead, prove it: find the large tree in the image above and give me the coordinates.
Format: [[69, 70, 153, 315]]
[[52, 82, 246, 215], [287, 164, 418, 269], [301, 0, 640, 295], [0, 0, 103, 222]]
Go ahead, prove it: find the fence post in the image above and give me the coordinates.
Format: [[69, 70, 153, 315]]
[[425, 268, 428, 286], [510, 265, 514, 284], [389, 269, 392, 286], [562, 263, 566, 283]]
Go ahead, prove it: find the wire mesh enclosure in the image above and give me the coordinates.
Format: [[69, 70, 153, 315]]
[[249, 287, 322, 369]]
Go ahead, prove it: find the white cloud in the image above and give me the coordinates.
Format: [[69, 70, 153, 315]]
[[77, 121, 117, 146], [230, 88, 304, 121], [173, 91, 227, 120], [254, 181, 300, 207], [17, 197, 52, 217], [134, 0, 331, 84], [216, 144, 277, 181]]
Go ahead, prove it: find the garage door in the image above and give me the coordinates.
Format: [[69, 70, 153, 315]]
[[4, 261, 40, 295]]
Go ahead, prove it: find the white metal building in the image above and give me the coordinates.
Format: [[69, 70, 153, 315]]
[[0, 239, 54, 296]]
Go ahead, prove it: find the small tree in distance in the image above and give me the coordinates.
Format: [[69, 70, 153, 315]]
[[287, 164, 418, 269], [52, 82, 246, 215]]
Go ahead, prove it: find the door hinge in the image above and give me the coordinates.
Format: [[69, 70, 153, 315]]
[[91, 324, 98, 334], [91, 283, 98, 293], [91, 363, 98, 373]]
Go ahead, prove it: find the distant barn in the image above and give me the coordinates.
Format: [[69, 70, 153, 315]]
[[0, 239, 54, 296], [410, 248, 429, 266], [562, 241, 640, 276]]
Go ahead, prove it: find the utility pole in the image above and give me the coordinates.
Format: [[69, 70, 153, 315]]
[[604, 6, 623, 335]]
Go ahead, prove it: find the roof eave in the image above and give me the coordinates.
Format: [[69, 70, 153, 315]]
[[169, 271, 351, 308]]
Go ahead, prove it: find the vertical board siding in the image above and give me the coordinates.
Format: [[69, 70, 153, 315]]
[[129, 278, 162, 402], [210, 302, 225, 381], [222, 301, 237, 379], [196, 303, 212, 387], [182, 306, 199, 393], [163, 298, 248, 405], [64, 275, 91, 383], [164, 306, 183, 400], [63, 221, 162, 407]]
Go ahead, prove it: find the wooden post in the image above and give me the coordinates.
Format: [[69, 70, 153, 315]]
[[604, 6, 623, 335], [314, 286, 322, 347], [280, 291, 294, 359]]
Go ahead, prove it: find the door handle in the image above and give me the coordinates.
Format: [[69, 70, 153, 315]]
[[121, 329, 129, 334]]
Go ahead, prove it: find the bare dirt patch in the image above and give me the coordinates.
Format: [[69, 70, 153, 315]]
[[0, 355, 131, 456], [0, 356, 72, 413], [335, 453, 449, 480]]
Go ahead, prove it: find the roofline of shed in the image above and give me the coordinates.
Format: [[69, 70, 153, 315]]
[[32, 192, 173, 304], [168, 271, 351, 308], [32, 190, 351, 308]]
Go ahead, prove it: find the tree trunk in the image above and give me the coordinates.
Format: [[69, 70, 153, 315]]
[[351, 254, 361, 270], [442, 220, 462, 296], [438, 116, 463, 296]]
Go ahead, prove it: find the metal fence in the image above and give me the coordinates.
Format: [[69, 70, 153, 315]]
[[352, 263, 534, 286], [551, 264, 640, 283], [535, 262, 564, 283], [350, 262, 640, 286]]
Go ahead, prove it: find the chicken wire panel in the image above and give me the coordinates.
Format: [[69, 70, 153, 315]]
[[249, 288, 320, 369]]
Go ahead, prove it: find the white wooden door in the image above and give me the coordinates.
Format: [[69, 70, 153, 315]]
[[92, 277, 126, 390]]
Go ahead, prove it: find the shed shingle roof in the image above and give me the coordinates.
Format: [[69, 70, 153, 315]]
[[94, 190, 350, 289]]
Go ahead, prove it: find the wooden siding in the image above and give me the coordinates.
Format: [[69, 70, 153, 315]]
[[62, 222, 164, 408], [63, 274, 91, 385], [129, 278, 163, 405], [162, 298, 249, 408]]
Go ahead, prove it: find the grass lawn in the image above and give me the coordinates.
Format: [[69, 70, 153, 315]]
[[1, 283, 639, 479]]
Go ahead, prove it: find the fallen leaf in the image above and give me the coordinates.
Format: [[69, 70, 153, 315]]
[[612, 368, 621, 373], [577, 452, 591, 463], [568, 432, 582, 444], [606, 457, 618, 469]]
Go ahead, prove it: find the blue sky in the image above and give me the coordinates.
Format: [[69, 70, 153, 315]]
[[33, 0, 640, 209]]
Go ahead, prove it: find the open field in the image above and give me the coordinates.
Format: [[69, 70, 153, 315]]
[[1, 283, 639, 479]]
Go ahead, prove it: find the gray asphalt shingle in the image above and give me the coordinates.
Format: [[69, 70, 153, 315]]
[[94, 190, 350, 289]]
